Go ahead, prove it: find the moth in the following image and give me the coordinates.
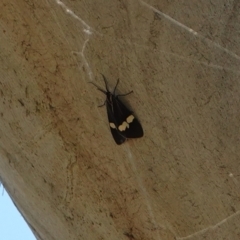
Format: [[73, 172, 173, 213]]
[[91, 74, 144, 145]]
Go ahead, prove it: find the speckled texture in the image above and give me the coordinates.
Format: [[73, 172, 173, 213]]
[[0, 0, 240, 239]]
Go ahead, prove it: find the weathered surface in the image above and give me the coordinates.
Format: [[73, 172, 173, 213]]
[[0, 0, 240, 239]]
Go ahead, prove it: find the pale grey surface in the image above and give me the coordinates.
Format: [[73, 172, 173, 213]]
[[0, 0, 239, 239]]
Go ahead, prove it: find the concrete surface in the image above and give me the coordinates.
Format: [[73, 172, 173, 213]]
[[0, 0, 240, 239]]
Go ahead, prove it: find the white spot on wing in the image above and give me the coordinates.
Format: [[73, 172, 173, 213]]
[[118, 121, 129, 131], [109, 123, 116, 129], [126, 115, 134, 123]]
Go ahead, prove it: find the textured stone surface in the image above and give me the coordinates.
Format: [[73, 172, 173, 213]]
[[0, 0, 240, 239]]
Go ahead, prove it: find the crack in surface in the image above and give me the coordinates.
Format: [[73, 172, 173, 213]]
[[139, 0, 240, 62], [176, 210, 240, 240]]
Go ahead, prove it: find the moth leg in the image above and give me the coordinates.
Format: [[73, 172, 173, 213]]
[[114, 79, 133, 97], [117, 90, 133, 97], [101, 74, 110, 92], [89, 81, 106, 94]]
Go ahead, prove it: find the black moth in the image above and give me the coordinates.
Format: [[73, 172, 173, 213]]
[[91, 74, 144, 145]]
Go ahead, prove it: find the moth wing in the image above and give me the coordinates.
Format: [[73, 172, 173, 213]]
[[113, 97, 144, 138], [106, 102, 126, 145]]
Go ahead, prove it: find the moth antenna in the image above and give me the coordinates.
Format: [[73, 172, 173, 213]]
[[113, 79, 120, 95], [101, 74, 110, 92]]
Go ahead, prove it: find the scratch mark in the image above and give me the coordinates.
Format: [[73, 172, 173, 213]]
[[176, 210, 240, 239], [139, 0, 240, 62]]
